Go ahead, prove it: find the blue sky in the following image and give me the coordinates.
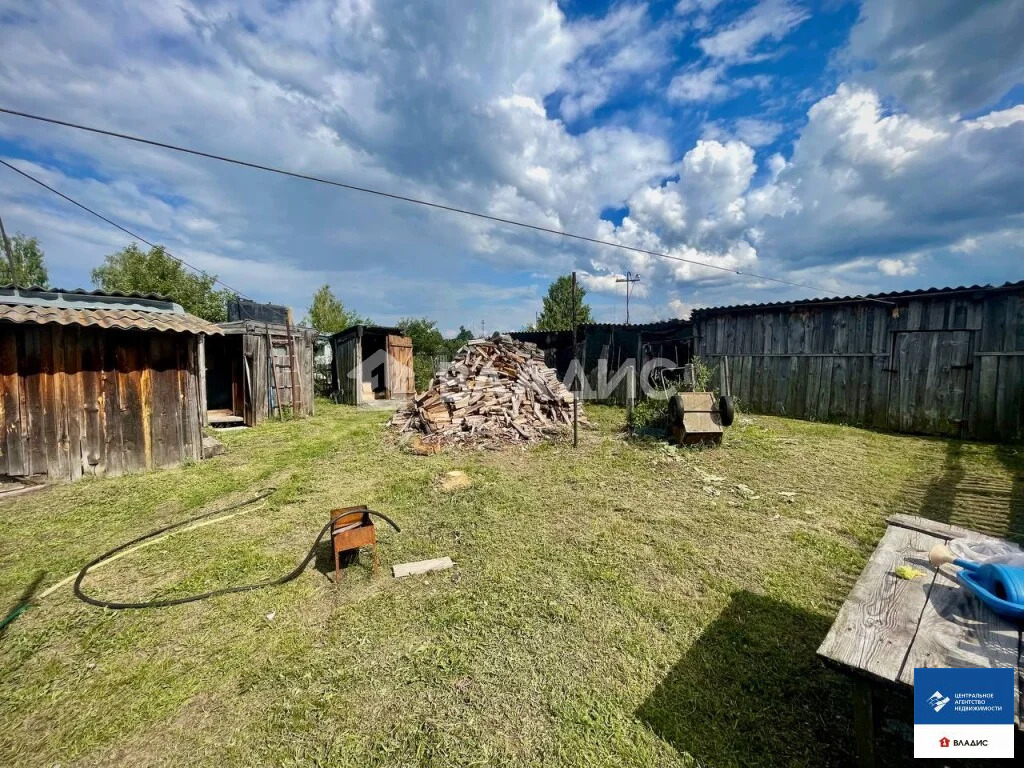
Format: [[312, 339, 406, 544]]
[[0, 0, 1022, 333]]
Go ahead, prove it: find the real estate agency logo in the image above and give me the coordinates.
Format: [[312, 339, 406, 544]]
[[913, 668, 1014, 759], [927, 690, 950, 713], [938, 735, 990, 749]]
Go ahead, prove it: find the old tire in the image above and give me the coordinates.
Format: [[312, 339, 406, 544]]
[[668, 394, 684, 427], [719, 395, 735, 427]]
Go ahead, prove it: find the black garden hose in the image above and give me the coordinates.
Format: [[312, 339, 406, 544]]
[[73, 490, 400, 610]]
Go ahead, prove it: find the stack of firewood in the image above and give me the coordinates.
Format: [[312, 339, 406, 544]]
[[390, 335, 583, 448]]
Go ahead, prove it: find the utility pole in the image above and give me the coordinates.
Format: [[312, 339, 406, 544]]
[[615, 271, 641, 324], [0, 211, 17, 287], [571, 271, 578, 448]]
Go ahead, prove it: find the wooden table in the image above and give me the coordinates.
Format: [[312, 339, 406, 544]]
[[818, 514, 1023, 767]]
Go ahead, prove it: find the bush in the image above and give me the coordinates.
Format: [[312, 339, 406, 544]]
[[413, 354, 436, 393], [627, 394, 669, 431], [691, 356, 717, 394], [313, 358, 333, 397]]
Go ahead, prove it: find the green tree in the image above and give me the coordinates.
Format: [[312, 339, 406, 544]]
[[91, 243, 230, 322], [535, 275, 593, 330], [444, 325, 474, 356], [398, 317, 449, 392], [398, 317, 446, 357], [303, 284, 366, 333], [0, 233, 49, 287]]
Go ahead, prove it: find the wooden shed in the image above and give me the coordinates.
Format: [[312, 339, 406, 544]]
[[205, 320, 318, 426], [510, 320, 694, 404], [693, 281, 1024, 442], [0, 286, 222, 482], [329, 325, 414, 405]]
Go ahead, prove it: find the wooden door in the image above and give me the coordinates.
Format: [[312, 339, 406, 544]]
[[334, 336, 358, 404], [889, 331, 972, 436], [386, 335, 415, 399]]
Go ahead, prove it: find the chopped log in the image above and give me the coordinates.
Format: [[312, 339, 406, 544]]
[[389, 334, 585, 449]]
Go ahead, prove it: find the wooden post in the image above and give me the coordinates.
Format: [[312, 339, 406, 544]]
[[197, 335, 208, 426], [285, 310, 300, 419], [633, 331, 642, 414], [851, 678, 876, 768], [354, 326, 363, 406], [572, 271, 578, 448], [626, 362, 635, 418]]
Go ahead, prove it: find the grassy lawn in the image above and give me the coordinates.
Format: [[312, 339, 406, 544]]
[[1, 403, 1022, 767]]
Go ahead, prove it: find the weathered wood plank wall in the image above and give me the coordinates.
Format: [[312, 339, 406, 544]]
[[254, 328, 315, 419], [0, 324, 203, 481], [328, 330, 414, 405], [578, 323, 693, 405], [581, 326, 639, 405], [217, 324, 317, 424], [695, 287, 1024, 442]]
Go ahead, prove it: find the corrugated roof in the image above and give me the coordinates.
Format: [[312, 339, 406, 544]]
[[691, 280, 1024, 317], [330, 324, 405, 342], [510, 319, 690, 334], [0, 284, 173, 301], [580, 318, 690, 331], [0, 304, 223, 335]]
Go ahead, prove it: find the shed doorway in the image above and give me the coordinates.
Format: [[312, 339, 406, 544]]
[[357, 332, 414, 401], [360, 331, 388, 401], [329, 326, 415, 405], [205, 334, 247, 426]]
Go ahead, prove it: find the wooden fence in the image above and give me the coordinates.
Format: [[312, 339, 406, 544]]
[[694, 284, 1024, 442]]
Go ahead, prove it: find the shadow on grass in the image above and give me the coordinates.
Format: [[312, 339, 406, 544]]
[[636, 590, 858, 767], [918, 441, 965, 529], [995, 445, 1024, 544], [311, 540, 376, 583], [900, 440, 1024, 543]]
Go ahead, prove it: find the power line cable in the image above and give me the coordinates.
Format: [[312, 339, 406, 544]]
[[0, 106, 894, 305], [0, 158, 252, 300], [637, 281, 661, 323]]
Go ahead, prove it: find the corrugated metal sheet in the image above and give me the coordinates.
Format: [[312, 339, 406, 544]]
[[691, 280, 1024, 317], [580, 319, 690, 331], [0, 283, 173, 301], [0, 304, 223, 335], [330, 324, 404, 343], [509, 319, 690, 335]]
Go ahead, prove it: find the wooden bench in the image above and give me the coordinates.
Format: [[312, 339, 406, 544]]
[[818, 514, 1023, 767]]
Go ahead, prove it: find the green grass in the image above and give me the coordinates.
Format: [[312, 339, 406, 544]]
[[1, 403, 1022, 767]]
